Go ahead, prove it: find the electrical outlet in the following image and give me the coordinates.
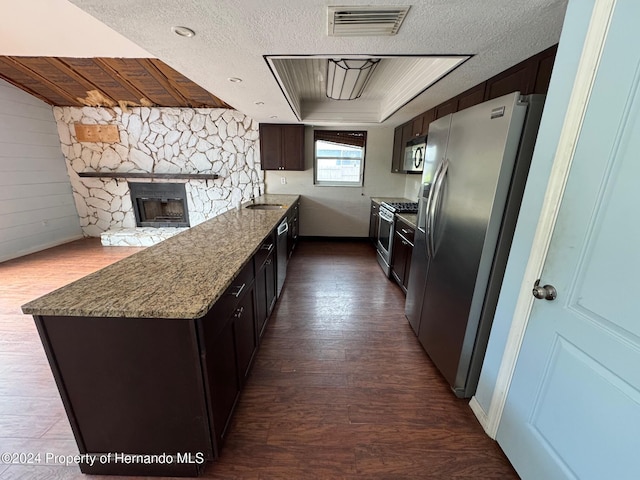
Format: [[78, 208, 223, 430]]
[[280, 177, 286, 185]]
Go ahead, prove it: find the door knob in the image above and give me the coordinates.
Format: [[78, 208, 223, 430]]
[[532, 279, 557, 300]]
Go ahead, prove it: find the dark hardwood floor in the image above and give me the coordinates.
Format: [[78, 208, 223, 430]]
[[0, 238, 518, 479]]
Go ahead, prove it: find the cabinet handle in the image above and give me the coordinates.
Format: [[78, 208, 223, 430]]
[[233, 306, 244, 318], [401, 228, 412, 235], [261, 243, 274, 251], [265, 259, 272, 265], [228, 283, 245, 298]]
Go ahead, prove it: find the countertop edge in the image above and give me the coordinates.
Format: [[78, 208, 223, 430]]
[[21, 194, 300, 320]]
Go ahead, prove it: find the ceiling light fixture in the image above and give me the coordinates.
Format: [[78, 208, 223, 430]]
[[326, 58, 379, 100], [171, 26, 195, 38], [228, 77, 243, 83]]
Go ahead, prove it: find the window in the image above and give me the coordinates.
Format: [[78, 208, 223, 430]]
[[314, 130, 366, 186]]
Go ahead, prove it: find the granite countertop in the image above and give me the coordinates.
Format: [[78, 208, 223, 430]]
[[22, 194, 300, 320], [370, 196, 416, 205]]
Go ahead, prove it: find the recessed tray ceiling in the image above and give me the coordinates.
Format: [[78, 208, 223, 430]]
[[266, 55, 469, 124]]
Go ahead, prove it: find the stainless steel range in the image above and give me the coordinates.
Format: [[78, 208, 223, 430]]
[[376, 201, 418, 277]]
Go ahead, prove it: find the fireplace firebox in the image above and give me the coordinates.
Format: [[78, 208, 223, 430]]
[[129, 182, 190, 228]]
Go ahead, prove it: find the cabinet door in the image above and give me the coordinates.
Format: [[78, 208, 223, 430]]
[[435, 98, 459, 119], [457, 84, 487, 111], [254, 267, 267, 338], [391, 126, 404, 173], [369, 201, 379, 243], [264, 251, 277, 318], [259, 124, 283, 170], [287, 202, 299, 257], [281, 125, 305, 170], [485, 61, 536, 100], [402, 244, 413, 289], [412, 109, 435, 137], [201, 316, 238, 454], [255, 249, 276, 338], [391, 229, 408, 287], [533, 48, 557, 94], [234, 287, 257, 384], [411, 116, 424, 137]]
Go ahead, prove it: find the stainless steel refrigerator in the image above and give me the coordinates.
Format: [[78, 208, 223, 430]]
[[405, 92, 545, 398]]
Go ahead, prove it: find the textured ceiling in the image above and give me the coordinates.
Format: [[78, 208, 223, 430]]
[[6, 0, 569, 127]]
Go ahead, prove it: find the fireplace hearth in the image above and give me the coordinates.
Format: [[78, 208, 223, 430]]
[[129, 182, 190, 228]]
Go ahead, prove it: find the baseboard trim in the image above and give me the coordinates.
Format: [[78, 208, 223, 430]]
[[299, 236, 369, 243], [0, 233, 85, 263], [469, 396, 493, 438]]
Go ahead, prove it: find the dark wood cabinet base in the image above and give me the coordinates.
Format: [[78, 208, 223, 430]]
[[31, 230, 290, 476]]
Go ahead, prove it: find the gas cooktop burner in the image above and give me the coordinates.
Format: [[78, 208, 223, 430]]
[[380, 201, 419, 214]]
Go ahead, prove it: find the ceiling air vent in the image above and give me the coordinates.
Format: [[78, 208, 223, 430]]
[[327, 6, 410, 36]]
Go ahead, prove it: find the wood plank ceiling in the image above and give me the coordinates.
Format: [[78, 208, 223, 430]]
[[0, 56, 231, 110]]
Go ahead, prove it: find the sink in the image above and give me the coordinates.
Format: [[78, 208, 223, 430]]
[[245, 203, 285, 210]]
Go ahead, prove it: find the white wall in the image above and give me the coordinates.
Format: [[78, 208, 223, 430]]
[[473, 0, 596, 415], [0, 80, 82, 262], [265, 126, 410, 237]]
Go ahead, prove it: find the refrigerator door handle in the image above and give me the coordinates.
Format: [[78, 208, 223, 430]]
[[427, 159, 449, 258], [424, 160, 444, 256]]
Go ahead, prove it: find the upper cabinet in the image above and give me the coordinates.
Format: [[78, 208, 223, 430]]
[[259, 124, 305, 171], [391, 126, 405, 173], [391, 121, 415, 173], [411, 109, 434, 138], [457, 83, 487, 111], [390, 45, 557, 173]]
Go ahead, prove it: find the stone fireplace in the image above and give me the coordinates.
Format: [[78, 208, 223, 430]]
[[129, 182, 190, 228], [53, 105, 264, 246]]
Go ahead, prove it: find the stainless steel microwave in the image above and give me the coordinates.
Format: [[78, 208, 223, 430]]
[[403, 136, 427, 173]]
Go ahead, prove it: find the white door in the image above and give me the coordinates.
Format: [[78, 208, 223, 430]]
[[497, 1, 640, 479]]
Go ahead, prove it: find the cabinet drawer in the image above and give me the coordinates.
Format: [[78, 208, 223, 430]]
[[395, 218, 415, 244], [212, 260, 255, 323], [254, 231, 276, 269]]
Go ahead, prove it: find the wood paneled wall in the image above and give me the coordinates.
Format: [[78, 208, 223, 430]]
[[0, 79, 82, 262], [0, 57, 231, 110]]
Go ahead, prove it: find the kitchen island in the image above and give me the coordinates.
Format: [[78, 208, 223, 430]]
[[21, 194, 300, 477]]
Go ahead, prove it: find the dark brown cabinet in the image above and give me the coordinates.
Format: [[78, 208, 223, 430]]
[[254, 233, 277, 338], [391, 121, 416, 173], [259, 124, 305, 171], [234, 287, 257, 384], [458, 84, 487, 111], [287, 200, 299, 258], [392, 109, 435, 173], [39, 315, 212, 476], [391, 218, 415, 293], [412, 109, 435, 138], [484, 62, 536, 100], [29, 200, 301, 476], [389, 45, 558, 173], [435, 97, 459, 119], [391, 126, 404, 173], [199, 258, 255, 454], [369, 200, 380, 244], [201, 312, 239, 456]]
